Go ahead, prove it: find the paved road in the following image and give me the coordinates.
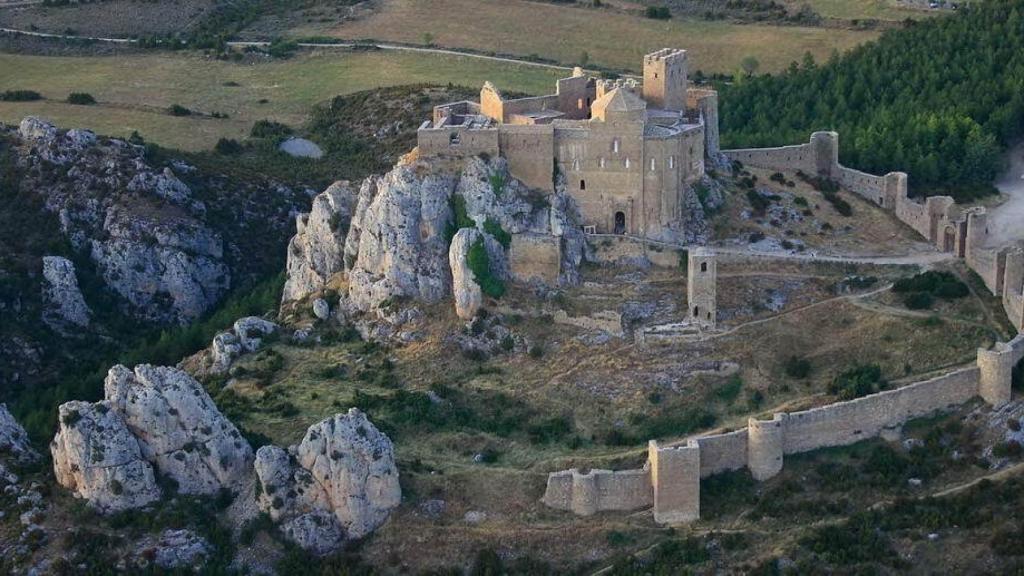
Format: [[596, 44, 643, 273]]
[[986, 142, 1024, 247]]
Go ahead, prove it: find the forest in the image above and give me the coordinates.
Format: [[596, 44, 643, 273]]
[[720, 0, 1024, 202]]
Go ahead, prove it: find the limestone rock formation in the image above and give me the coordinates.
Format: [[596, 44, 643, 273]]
[[0, 404, 39, 467], [41, 255, 91, 330], [104, 364, 254, 495], [206, 317, 279, 376], [282, 181, 356, 302], [344, 164, 457, 312], [313, 297, 331, 320], [50, 401, 161, 512], [254, 409, 400, 552], [449, 228, 484, 320], [134, 529, 211, 570], [233, 316, 279, 353]]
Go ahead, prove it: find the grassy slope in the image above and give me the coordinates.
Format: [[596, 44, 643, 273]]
[[789, 0, 933, 20], [0, 50, 563, 151], [287, 0, 879, 73]]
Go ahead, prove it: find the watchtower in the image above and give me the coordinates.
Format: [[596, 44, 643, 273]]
[[687, 248, 716, 328], [643, 49, 688, 111]]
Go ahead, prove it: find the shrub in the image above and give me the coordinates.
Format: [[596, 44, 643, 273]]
[[993, 440, 1023, 458], [715, 375, 743, 403], [467, 237, 505, 298], [645, 5, 671, 19], [250, 119, 293, 141], [214, 138, 243, 155], [168, 104, 192, 116], [784, 355, 812, 379], [67, 92, 96, 105], [0, 90, 42, 102], [829, 364, 888, 400], [482, 218, 511, 249], [903, 291, 934, 310]]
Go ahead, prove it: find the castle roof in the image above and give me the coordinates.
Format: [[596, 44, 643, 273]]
[[593, 87, 647, 112]]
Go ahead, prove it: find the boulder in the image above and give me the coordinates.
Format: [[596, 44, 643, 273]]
[[449, 228, 483, 320], [0, 404, 39, 466], [313, 298, 330, 320], [254, 409, 400, 552], [135, 529, 210, 570], [281, 511, 345, 557], [233, 317, 279, 352], [50, 401, 161, 512], [210, 332, 242, 375], [105, 364, 254, 495], [281, 181, 355, 302], [41, 255, 91, 330], [18, 116, 57, 143]]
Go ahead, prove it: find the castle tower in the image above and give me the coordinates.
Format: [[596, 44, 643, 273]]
[[643, 48, 688, 111], [687, 248, 716, 328]]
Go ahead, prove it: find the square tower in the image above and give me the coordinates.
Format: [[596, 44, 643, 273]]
[[643, 49, 688, 111], [687, 248, 716, 328]]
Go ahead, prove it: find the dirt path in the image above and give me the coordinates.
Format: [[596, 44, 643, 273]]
[[985, 142, 1024, 247]]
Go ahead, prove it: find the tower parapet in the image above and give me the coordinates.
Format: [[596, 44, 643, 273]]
[[643, 48, 688, 111]]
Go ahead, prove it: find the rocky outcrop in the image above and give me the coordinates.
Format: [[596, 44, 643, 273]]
[[134, 529, 211, 571], [344, 164, 457, 312], [254, 409, 400, 553], [0, 404, 39, 467], [449, 228, 484, 320], [50, 401, 161, 512], [41, 255, 91, 330], [105, 364, 254, 495], [51, 364, 254, 510], [9, 117, 308, 326], [282, 181, 356, 302], [207, 316, 280, 375]]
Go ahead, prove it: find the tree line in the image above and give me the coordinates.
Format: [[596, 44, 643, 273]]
[[720, 0, 1024, 202]]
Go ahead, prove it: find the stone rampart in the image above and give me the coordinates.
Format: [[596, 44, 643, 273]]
[[417, 125, 500, 158], [543, 341, 1015, 524], [541, 467, 652, 515]]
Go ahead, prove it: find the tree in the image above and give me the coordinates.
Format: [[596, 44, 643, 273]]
[[740, 56, 760, 77], [579, 50, 590, 67]]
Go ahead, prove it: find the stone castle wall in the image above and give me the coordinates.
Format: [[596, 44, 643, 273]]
[[542, 341, 1017, 521]]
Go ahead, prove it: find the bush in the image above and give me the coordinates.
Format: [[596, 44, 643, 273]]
[[250, 119, 293, 141], [715, 375, 743, 403], [0, 90, 42, 102], [903, 291, 934, 310], [784, 355, 812, 379], [645, 5, 671, 19], [168, 104, 192, 116], [482, 218, 511, 249], [214, 138, 243, 155], [467, 237, 505, 298], [893, 271, 968, 298], [829, 364, 888, 400], [67, 92, 97, 105]]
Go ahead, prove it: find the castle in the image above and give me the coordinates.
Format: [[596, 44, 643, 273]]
[[417, 48, 720, 243]]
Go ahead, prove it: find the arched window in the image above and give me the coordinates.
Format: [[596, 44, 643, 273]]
[[693, 306, 699, 317], [449, 132, 461, 146], [580, 179, 586, 190], [701, 262, 707, 272], [599, 157, 606, 168], [650, 158, 657, 171], [624, 158, 631, 169], [668, 155, 676, 169], [612, 138, 620, 153]]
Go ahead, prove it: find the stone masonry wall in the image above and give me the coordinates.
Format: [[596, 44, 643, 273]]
[[542, 467, 652, 516]]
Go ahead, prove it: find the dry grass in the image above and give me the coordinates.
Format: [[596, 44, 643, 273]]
[[281, 0, 880, 74], [0, 50, 563, 150]]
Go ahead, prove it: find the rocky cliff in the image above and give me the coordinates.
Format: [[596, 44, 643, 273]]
[[282, 153, 586, 325]]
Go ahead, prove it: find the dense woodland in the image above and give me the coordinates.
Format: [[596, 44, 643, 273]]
[[720, 0, 1024, 202]]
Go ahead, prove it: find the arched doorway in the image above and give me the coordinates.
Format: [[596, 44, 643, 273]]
[[943, 226, 956, 253], [614, 211, 626, 234]]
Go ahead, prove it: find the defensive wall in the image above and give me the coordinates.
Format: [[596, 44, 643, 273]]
[[543, 335, 1024, 521], [724, 131, 1024, 332]]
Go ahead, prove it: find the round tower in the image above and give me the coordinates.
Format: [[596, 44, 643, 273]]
[[747, 414, 787, 481]]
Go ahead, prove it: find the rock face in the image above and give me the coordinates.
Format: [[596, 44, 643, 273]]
[[207, 316, 279, 376], [254, 409, 400, 553], [344, 164, 457, 312], [135, 529, 211, 570], [0, 404, 39, 466], [51, 364, 254, 510], [41, 256, 91, 330], [282, 181, 356, 302], [105, 364, 254, 494], [449, 228, 484, 320], [50, 401, 161, 512], [9, 117, 308, 326], [281, 154, 586, 326]]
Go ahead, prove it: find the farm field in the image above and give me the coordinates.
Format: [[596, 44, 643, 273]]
[[273, 0, 881, 74], [0, 50, 563, 150]]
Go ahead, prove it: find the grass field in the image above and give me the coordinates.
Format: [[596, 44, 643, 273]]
[[791, 0, 934, 20], [281, 0, 880, 74], [0, 50, 563, 150]]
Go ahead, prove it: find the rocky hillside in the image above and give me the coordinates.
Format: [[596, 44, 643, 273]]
[[0, 117, 310, 407]]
